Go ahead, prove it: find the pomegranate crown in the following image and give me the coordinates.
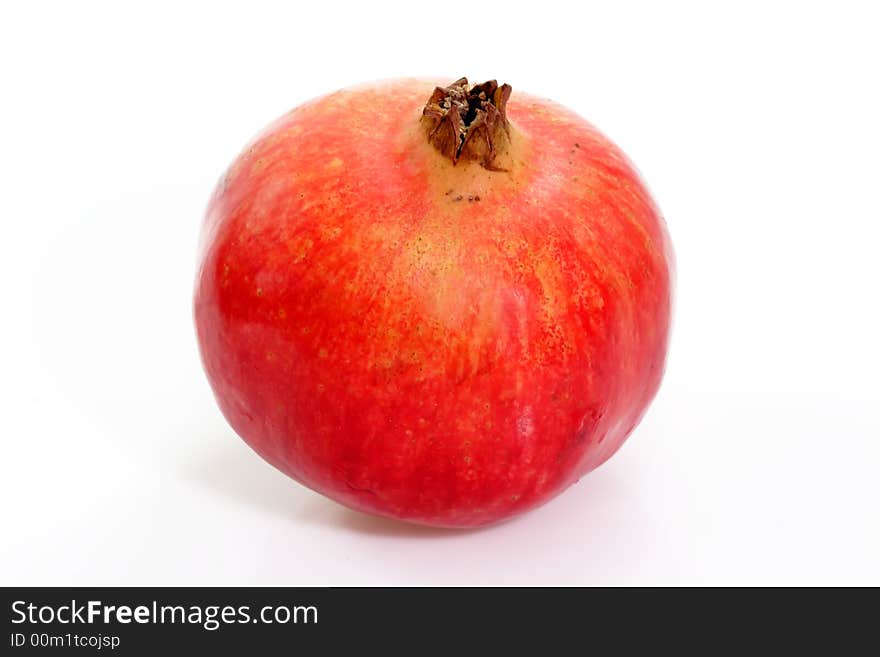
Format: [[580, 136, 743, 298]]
[[421, 77, 512, 170]]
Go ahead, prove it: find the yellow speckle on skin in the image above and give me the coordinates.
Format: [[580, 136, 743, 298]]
[[318, 348, 328, 359], [251, 157, 268, 175], [288, 236, 314, 264], [327, 157, 343, 169], [320, 225, 342, 240]]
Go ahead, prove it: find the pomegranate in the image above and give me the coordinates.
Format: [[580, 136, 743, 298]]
[[194, 77, 673, 528]]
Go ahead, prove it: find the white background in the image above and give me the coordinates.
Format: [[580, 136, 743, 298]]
[[2, 1, 878, 585]]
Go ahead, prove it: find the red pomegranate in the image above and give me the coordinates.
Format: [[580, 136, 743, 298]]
[[194, 77, 673, 528]]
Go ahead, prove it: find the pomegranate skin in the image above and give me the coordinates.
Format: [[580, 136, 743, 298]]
[[195, 79, 673, 528]]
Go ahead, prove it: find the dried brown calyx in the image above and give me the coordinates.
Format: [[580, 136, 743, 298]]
[[421, 77, 513, 170]]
